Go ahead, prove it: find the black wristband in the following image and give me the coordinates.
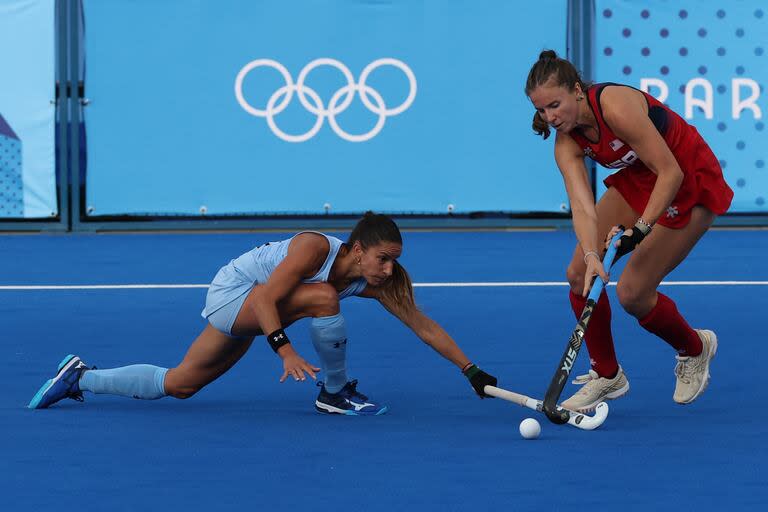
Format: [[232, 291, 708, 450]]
[[614, 225, 646, 261], [267, 329, 290, 353]]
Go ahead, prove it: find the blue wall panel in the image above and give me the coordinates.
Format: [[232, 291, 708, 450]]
[[595, 0, 767, 213], [83, 0, 569, 216], [0, 115, 23, 217], [0, 0, 57, 219]]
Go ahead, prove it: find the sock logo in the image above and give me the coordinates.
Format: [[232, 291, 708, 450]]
[[333, 338, 348, 349]]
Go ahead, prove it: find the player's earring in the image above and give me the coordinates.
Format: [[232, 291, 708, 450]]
[[577, 95, 584, 101], [356, 257, 361, 265]]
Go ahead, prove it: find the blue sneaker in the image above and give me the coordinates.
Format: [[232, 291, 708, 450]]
[[315, 379, 388, 416], [28, 355, 91, 409]]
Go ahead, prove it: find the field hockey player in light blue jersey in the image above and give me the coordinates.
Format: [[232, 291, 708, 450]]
[[28, 212, 498, 415]]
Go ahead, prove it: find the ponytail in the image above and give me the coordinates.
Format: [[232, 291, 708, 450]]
[[532, 111, 551, 140], [378, 260, 416, 316]]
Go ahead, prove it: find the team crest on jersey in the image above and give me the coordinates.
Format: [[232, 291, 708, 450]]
[[666, 205, 679, 218], [584, 147, 595, 158], [609, 139, 625, 151]]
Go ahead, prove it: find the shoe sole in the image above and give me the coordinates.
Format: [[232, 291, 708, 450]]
[[27, 354, 79, 409], [676, 330, 718, 405], [567, 380, 630, 413], [315, 401, 388, 416]]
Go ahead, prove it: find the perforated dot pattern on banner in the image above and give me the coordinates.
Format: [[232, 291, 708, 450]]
[[595, 1, 766, 212], [0, 135, 24, 217]]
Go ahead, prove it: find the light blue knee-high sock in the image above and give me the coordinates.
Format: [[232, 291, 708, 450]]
[[79, 365, 168, 400], [310, 314, 348, 394]]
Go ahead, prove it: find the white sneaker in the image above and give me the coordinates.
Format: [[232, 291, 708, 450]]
[[560, 366, 630, 412], [673, 329, 718, 404]]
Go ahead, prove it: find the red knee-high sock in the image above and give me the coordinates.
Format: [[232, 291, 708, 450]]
[[569, 290, 618, 378], [638, 293, 702, 356]]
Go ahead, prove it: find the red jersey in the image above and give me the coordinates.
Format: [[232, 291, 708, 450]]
[[568, 83, 733, 228]]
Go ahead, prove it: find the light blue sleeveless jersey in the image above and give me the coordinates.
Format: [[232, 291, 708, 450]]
[[201, 232, 368, 318]]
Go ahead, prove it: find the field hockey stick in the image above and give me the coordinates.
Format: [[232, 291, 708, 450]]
[[484, 385, 609, 431], [542, 230, 624, 425]]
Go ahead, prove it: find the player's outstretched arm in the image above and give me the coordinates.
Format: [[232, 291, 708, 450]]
[[554, 132, 610, 295], [365, 286, 498, 397]]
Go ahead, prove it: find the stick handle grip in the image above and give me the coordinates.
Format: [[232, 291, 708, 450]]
[[483, 385, 528, 406], [586, 230, 622, 302]]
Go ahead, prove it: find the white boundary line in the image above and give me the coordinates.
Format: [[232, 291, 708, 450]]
[[415, 281, 768, 287], [1, 281, 767, 290], [0, 284, 210, 290]]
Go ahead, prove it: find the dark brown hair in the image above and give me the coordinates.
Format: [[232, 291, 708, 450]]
[[525, 50, 591, 139], [348, 212, 415, 314]]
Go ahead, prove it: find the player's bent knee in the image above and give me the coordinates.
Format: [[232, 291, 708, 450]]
[[163, 371, 203, 399], [166, 385, 200, 400], [306, 283, 340, 317], [616, 280, 653, 317], [565, 263, 583, 291]]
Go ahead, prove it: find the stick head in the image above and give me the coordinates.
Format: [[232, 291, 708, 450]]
[[570, 401, 609, 430], [544, 402, 609, 429]]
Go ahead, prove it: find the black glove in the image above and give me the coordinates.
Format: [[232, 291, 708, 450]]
[[463, 364, 497, 398], [613, 222, 649, 262]]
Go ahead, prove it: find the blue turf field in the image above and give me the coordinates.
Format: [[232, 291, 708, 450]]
[[2, 230, 767, 511]]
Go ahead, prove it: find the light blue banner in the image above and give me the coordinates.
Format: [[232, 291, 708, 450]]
[[595, 0, 766, 213], [0, 0, 57, 218], [83, 0, 568, 216]]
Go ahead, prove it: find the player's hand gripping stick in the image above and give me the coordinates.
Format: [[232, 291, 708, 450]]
[[542, 230, 624, 425]]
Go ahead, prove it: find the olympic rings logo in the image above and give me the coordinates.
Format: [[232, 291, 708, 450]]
[[234, 58, 417, 142]]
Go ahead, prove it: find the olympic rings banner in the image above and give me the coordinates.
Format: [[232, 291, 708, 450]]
[[233, 57, 418, 144], [0, 0, 57, 219], [595, 0, 767, 213], [83, 0, 568, 216]]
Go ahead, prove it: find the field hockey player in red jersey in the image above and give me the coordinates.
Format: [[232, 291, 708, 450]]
[[526, 50, 733, 412]]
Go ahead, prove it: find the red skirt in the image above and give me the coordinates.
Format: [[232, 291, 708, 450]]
[[603, 139, 733, 229]]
